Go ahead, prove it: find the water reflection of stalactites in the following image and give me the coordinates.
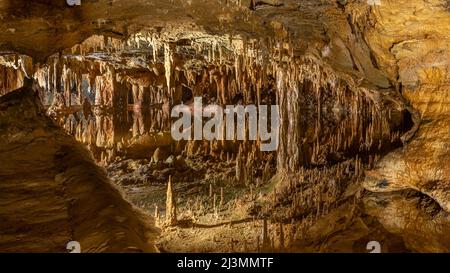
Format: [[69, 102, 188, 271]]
[[149, 107, 171, 134], [59, 110, 117, 163], [130, 106, 170, 138], [132, 109, 145, 137], [63, 113, 77, 137], [58, 104, 170, 164], [95, 114, 114, 148]]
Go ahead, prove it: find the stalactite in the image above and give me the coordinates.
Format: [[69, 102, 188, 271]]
[[164, 43, 173, 97]]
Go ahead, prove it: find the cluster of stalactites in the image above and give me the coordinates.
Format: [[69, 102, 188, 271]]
[[69, 35, 125, 57], [0, 64, 24, 96], [120, 36, 278, 109], [0, 54, 34, 95], [10, 33, 283, 109], [32, 54, 130, 111]]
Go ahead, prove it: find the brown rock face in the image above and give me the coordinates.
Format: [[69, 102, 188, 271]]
[[0, 87, 158, 252], [359, 0, 450, 252]]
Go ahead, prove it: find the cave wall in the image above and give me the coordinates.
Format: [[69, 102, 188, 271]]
[[0, 87, 159, 252]]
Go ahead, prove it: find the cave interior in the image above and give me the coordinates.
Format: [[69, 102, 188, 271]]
[[0, 0, 449, 253]]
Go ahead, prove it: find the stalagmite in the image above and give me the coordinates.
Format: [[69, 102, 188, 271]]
[[262, 219, 270, 251], [154, 205, 160, 218], [235, 148, 243, 184], [256, 236, 261, 253], [263, 160, 271, 182], [279, 223, 284, 251], [165, 176, 177, 226]]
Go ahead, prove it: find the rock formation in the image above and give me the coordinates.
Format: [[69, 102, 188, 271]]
[[0, 87, 158, 252], [165, 176, 178, 226]]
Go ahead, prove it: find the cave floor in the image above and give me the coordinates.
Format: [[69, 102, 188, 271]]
[[109, 156, 265, 252], [105, 154, 409, 253]]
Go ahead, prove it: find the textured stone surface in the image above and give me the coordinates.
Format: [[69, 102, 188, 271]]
[[0, 87, 159, 252]]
